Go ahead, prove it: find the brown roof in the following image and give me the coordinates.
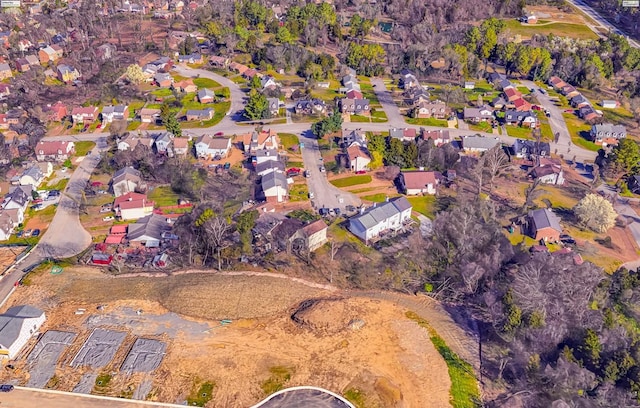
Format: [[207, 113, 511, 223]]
[[242, 129, 278, 147], [174, 79, 195, 89], [71, 106, 98, 115], [172, 138, 189, 149], [347, 145, 370, 160], [401, 171, 437, 190], [36, 140, 72, 155], [301, 219, 327, 236]]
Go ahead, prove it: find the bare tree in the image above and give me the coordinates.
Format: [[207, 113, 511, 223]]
[[203, 216, 231, 271], [484, 145, 510, 193]]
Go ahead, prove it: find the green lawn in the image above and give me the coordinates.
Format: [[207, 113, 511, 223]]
[[407, 311, 481, 408], [562, 113, 600, 152], [360, 82, 379, 105], [279, 133, 300, 150], [361, 193, 388, 203], [406, 117, 448, 127], [468, 122, 492, 133], [310, 81, 341, 102], [286, 161, 304, 168], [505, 126, 533, 139], [193, 77, 221, 89], [289, 183, 309, 202], [47, 178, 69, 191], [74, 141, 95, 156], [516, 86, 531, 95], [181, 101, 231, 128], [128, 101, 145, 118], [151, 88, 174, 97], [148, 185, 180, 207], [127, 121, 142, 131], [502, 19, 598, 40], [330, 175, 372, 188], [407, 195, 437, 219], [350, 115, 372, 123], [371, 110, 388, 122]]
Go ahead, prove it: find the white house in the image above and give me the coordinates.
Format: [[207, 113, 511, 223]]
[[19, 166, 44, 188], [0, 212, 15, 241], [117, 134, 154, 151], [254, 149, 281, 166], [399, 171, 438, 195], [289, 219, 328, 252], [100, 105, 129, 123], [601, 100, 618, 109], [348, 197, 413, 244], [347, 145, 371, 172], [530, 161, 565, 185], [152, 131, 174, 155], [464, 81, 475, 90], [111, 166, 142, 197], [461, 135, 500, 152], [2, 188, 30, 214], [195, 135, 232, 159], [114, 192, 154, 221], [261, 170, 288, 203], [0, 305, 46, 359]]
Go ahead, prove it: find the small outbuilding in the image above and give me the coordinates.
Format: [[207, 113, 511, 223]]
[[0, 305, 46, 359]]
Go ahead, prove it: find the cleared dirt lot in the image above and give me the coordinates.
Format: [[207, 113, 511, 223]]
[[0, 246, 27, 272], [1, 267, 458, 407]]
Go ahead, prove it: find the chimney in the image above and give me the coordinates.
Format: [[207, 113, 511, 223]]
[[385, 196, 389, 202], [360, 206, 365, 215]]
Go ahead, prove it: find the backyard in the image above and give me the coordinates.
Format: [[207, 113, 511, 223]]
[[147, 186, 181, 207]]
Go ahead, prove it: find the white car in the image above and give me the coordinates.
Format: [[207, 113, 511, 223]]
[[308, 192, 315, 199], [102, 216, 114, 222]]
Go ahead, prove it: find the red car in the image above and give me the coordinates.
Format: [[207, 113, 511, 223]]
[[355, 170, 367, 174]]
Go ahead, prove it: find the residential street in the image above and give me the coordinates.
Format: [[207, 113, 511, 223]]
[[369, 78, 405, 125]]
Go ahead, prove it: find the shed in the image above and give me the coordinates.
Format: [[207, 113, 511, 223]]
[[91, 252, 113, 265], [0, 305, 46, 359]]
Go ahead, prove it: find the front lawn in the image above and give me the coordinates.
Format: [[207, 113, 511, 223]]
[[501, 19, 598, 40], [289, 183, 309, 202], [148, 185, 180, 207], [406, 117, 448, 127], [47, 178, 69, 191], [181, 101, 231, 128], [468, 122, 492, 133], [193, 77, 221, 89], [330, 175, 372, 188], [407, 195, 437, 218], [505, 125, 533, 139], [350, 115, 372, 123], [562, 113, 599, 152], [151, 88, 174, 97], [279, 133, 300, 150], [74, 141, 96, 156], [128, 101, 145, 118], [361, 193, 387, 203]]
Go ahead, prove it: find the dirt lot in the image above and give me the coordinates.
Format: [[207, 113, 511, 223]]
[[0, 246, 26, 272], [2, 267, 454, 407]]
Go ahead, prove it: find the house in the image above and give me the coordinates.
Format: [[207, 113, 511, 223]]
[[413, 100, 448, 119], [254, 149, 281, 166], [491, 96, 507, 109], [38, 45, 63, 64], [0, 211, 16, 241], [400, 69, 419, 90], [345, 89, 363, 100], [243, 69, 259, 80], [57, 64, 80, 83], [0, 84, 10, 100], [139, 108, 161, 123], [398, 171, 438, 195], [36, 162, 53, 178], [101, 105, 129, 123], [340, 130, 366, 148], [548, 76, 567, 90], [25, 55, 39, 67], [420, 129, 451, 146], [0, 305, 46, 359], [255, 160, 285, 177], [111, 166, 143, 197], [504, 110, 537, 127], [340, 98, 370, 115], [91, 253, 113, 265], [570, 94, 590, 109], [195, 135, 231, 159], [461, 135, 500, 152], [348, 197, 413, 244], [154, 72, 173, 87], [288, 219, 328, 252], [530, 159, 564, 185], [152, 131, 174, 155], [260, 170, 288, 203], [0, 63, 11, 80], [528, 208, 562, 242], [71, 106, 99, 124], [96, 43, 116, 61], [197, 88, 215, 104], [487, 72, 507, 85], [44, 101, 67, 122], [463, 105, 494, 122], [127, 213, 173, 247], [504, 87, 522, 102], [229, 62, 249, 75], [171, 138, 189, 156], [261, 75, 278, 91], [347, 145, 371, 172], [590, 123, 627, 146], [513, 98, 532, 112], [173, 79, 197, 93], [561, 85, 580, 99], [114, 192, 154, 220], [209, 55, 229, 68], [579, 106, 600, 122], [294, 100, 327, 116], [186, 108, 213, 121], [389, 128, 417, 141], [342, 74, 358, 88], [2, 187, 30, 213], [117, 134, 154, 151], [242, 129, 279, 153], [601, 100, 618, 109], [177, 53, 202, 64], [267, 98, 280, 116], [15, 58, 31, 72], [497, 79, 514, 91], [35, 140, 75, 161], [19, 166, 44, 188], [512, 139, 550, 159], [464, 81, 475, 90]]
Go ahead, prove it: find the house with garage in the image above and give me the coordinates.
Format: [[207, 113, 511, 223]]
[[590, 123, 627, 146], [413, 100, 448, 119], [261, 75, 278, 91], [111, 166, 143, 197], [570, 94, 591, 109], [347, 145, 371, 172], [561, 85, 580, 99], [294, 100, 326, 116], [267, 98, 280, 117], [154, 72, 173, 87], [255, 160, 285, 177], [101, 105, 129, 123], [0, 212, 16, 241], [197, 88, 215, 104], [504, 87, 522, 102], [504, 110, 537, 128], [1, 187, 30, 213], [461, 135, 500, 152], [177, 53, 202, 64], [209, 55, 229, 68], [57, 64, 80, 83], [127, 213, 173, 248], [348, 197, 413, 244], [601, 100, 618, 109], [117, 134, 154, 151], [288, 219, 328, 252], [254, 149, 281, 166], [512, 139, 550, 159], [420, 129, 451, 146], [0, 305, 46, 359], [171, 137, 190, 156], [340, 130, 366, 148], [579, 106, 600, 122], [15, 58, 31, 72], [389, 128, 417, 141], [44, 101, 67, 122], [195, 135, 231, 159], [528, 208, 562, 242], [463, 105, 494, 123], [35, 140, 75, 161], [513, 98, 532, 112], [139, 108, 161, 123], [186, 108, 213, 121], [548, 76, 567, 90], [38, 45, 63, 64], [398, 171, 439, 195], [173, 79, 197, 93], [242, 129, 279, 153], [530, 158, 564, 185], [19, 166, 44, 188], [260, 170, 289, 203], [114, 192, 154, 220], [71, 106, 99, 124], [400, 69, 419, 90], [340, 98, 370, 115]]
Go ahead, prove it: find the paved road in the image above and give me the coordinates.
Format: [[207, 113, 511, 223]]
[[369, 78, 404, 126], [253, 387, 354, 408], [521, 80, 598, 163], [299, 133, 361, 211], [0, 386, 185, 408], [567, 0, 640, 48]]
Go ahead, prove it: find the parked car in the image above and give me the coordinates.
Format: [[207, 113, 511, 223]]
[[319, 166, 326, 173], [319, 208, 329, 216], [560, 234, 576, 244], [308, 192, 315, 199], [23, 229, 33, 237], [334, 208, 341, 216], [32, 229, 40, 237], [346, 205, 356, 212], [539, 88, 547, 94], [304, 170, 310, 178], [102, 216, 114, 222], [0, 384, 14, 392], [223, 162, 231, 170], [31, 204, 43, 211], [16, 230, 23, 238], [355, 170, 366, 174]]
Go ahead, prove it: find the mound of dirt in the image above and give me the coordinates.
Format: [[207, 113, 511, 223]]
[[291, 298, 366, 335]]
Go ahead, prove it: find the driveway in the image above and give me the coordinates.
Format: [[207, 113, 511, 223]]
[[299, 133, 361, 211], [369, 78, 404, 126]]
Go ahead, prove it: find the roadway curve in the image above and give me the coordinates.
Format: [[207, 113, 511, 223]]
[[566, 0, 640, 48]]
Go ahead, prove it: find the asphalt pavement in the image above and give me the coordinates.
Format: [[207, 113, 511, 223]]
[[369, 78, 404, 125]]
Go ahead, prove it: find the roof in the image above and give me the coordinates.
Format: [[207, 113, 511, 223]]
[[114, 192, 149, 207], [139, 108, 160, 116], [350, 197, 412, 231], [401, 171, 437, 190], [172, 138, 189, 149], [197, 134, 230, 150], [255, 160, 284, 174], [0, 305, 44, 350], [197, 88, 215, 98], [113, 166, 141, 180], [593, 123, 627, 134], [462, 135, 500, 150], [242, 129, 278, 148], [421, 129, 450, 141], [528, 208, 562, 233], [301, 219, 328, 236], [128, 213, 172, 241], [105, 235, 124, 244], [347, 145, 370, 161], [36, 140, 73, 155], [71, 106, 98, 115], [261, 170, 288, 191], [110, 225, 127, 234]]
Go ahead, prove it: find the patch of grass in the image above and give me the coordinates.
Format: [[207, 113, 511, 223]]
[[181, 101, 231, 128], [128, 101, 145, 118], [371, 110, 388, 121], [289, 183, 309, 202], [151, 88, 174, 97], [362, 193, 388, 203], [406, 311, 481, 408], [279, 133, 300, 150], [47, 178, 69, 191], [350, 114, 372, 123], [74, 141, 96, 156], [172, 74, 188, 82], [343, 388, 367, 408], [286, 161, 304, 168], [505, 125, 533, 139], [406, 117, 448, 127], [468, 121, 492, 133], [148, 185, 180, 207], [330, 175, 372, 188], [193, 77, 221, 89], [562, 113, 599, 152], [127, 121, 142, 131], [407, 195, 437, 218], [516, 86, 531, 95], [502, 19, 598, 40], [187, 380, 215, 407], [94, 373, 112, 393], [506, 231, 537, 247], [360, 82, 379, 105], [261, 366, 292, 395]]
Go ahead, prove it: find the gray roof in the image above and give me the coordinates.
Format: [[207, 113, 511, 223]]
[[261, 171, 288, 191], [462, 135, 500, 150], [186, 108, 213, 117], [0, 305, 44, 350], [528, 208, 562, 233], [253, 212, 287, 237], [113, 166, 141, 180], [504, 110, 534, 121], [593, 123, 626, 135], [255, 160, 284, 174], [151, 131, 173, 144], [128, 214, 172, 242], [350, 197, 412, 231], [22, 165, 43, 181], [4, 187, 30, 207], [267, 97, 280, 109], [102, 105, 128, 115], [198, 88, 215, 99]]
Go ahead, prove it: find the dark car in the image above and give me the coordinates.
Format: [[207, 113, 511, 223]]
[[345, 205, 356, 212], [319, 208, 330, 216], [32, 229, 40, 237], [0, 384, 14, 392], [223, 162, 231, 170]]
